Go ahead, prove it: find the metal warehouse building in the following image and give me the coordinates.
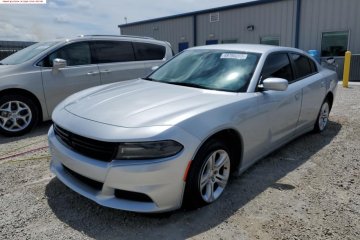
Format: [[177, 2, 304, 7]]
[[118, 0, 360, 80]]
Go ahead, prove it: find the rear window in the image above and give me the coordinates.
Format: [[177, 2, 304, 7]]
[[92, 41, 135, 63], [133, 42, 165, 61], [290, 53, 316, 79]]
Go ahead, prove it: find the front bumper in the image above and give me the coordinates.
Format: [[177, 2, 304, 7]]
[[48, 125, 197, 213]]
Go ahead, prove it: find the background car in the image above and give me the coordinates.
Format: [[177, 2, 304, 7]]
[[0, 35, 173, 136], [48, 44, 338, 213]]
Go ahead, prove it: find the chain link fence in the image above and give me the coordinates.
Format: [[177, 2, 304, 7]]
[[0, 41, 36, 60]]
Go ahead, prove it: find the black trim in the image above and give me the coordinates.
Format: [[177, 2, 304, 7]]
[[54, 124, 118, 162], [118, 0, 283, 28], [114, 189, 153, 203], [63, 165, 103, 191], [193, 15, 197, 47]]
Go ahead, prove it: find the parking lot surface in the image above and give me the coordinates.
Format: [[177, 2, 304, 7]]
[[0, 85, 359, 240]]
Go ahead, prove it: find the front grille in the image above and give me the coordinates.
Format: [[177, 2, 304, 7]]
[[54, 124, 118, 161], [63, 165, 103, 191]]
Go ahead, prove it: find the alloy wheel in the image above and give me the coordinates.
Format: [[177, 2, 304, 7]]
[[318, 102, 329, 131], [0, 101, 33, 132], [199, 149, 230, 203]]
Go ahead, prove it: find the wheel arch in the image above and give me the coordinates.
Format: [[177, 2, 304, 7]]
[[325, 91, 334, 111], [0, 88, 44, 122], [193, 128, 244, 174]]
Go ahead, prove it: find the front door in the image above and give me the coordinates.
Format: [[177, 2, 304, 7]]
[[41, 42, 101, 114], [256, 52, 302, 147]]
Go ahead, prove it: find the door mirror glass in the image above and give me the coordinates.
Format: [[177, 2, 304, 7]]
[[53, 58, 67, 71], [261, 78, 288, 91]]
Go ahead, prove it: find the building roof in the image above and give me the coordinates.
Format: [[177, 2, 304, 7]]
[[191, 43, 302, 54], [118, 0, 282, 28]]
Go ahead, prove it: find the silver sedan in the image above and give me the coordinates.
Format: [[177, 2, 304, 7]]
[[48, 44, 337, 213]]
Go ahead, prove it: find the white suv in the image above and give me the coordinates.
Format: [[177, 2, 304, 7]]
[[0, 35, 173, 136]]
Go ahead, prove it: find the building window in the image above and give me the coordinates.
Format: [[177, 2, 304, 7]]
[[321, 31, 349, 57], [221, 39, 237, 44], [260, 36, 280, 46]]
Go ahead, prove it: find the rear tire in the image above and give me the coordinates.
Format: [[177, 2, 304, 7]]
[[314, 99, 330, 133], [0, 94, 39, 137], [183, 139, 231, 209]]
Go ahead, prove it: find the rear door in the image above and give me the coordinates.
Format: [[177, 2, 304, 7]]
[[256, 52, 303, 147], [92, 41, 147, 85], [41, 41, 101, 114], [290, 53, 326, 130]]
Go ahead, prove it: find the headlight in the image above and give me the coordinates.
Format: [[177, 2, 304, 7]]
[[115, 140, 183, 160]]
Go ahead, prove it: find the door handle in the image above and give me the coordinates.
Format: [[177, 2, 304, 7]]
[[100, 69, 111, 74], [295, 92, 301, 100], [87, 71, 99, 76]]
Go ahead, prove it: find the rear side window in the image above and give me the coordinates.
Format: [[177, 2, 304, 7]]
[[290, 53, 316, 79], [41, 42, 91, 67], [133, 42, 165, 61], [261, 53, 293, 81], [92, 41, 135, 63]]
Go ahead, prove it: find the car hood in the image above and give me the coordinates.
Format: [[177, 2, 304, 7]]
[[64, 79, 239, 127], [0, 64, 17, 72]]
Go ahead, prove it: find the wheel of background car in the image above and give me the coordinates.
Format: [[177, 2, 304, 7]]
[[314, 99, 330, 133], [0, 94, 39, 136], [183, 139, 231, 209]]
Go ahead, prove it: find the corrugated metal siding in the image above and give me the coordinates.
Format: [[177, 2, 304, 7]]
[[299, 0, 360, 53], [196, 0, 296, 46], [121, 16, 194, 53], [350, 55, 360, 81]]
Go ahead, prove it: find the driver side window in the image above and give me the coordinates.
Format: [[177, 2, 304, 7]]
[[41, 42, 91, 67], [261, 53, 293, 82]]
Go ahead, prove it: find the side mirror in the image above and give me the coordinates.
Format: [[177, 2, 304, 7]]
[[260, 78, 288, 91], [151, 66, 159, 71], [52, 58, 67, 72], [326, 57, 335, 65]]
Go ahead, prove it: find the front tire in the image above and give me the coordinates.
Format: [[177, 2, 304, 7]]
[[183, 139, 231, 209], [314, 99, 330, 133], [0, 95, 39, 137]]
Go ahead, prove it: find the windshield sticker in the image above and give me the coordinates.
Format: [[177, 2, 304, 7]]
[[220, 53, 248, 60]]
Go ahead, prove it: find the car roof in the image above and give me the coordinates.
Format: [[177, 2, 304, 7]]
[[51, 35, 170, 46], [190, 44, 305, 55]]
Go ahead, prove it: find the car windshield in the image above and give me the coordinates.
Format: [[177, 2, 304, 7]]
[[147, 49, 260, 92], [0, 41, 60, 65]]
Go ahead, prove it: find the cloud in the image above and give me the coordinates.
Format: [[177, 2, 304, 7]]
[[0, 0, 255, 41], [0, 20, 37, 41], [48, 0, 91, 10], [54, 14, 71, 24]]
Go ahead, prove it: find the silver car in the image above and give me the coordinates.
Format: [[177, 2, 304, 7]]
[[0, 35, 173, 136], [49, 44, 337, 213]]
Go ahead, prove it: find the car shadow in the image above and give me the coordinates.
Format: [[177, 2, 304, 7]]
[[45, 121, 341, 239], [0, 121, 52, 144]]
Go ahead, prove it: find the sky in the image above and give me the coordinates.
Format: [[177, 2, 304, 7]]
[[0, 0, 256, 42]]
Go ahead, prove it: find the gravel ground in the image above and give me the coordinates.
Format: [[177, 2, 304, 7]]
[[0, 85, 359, 240]]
